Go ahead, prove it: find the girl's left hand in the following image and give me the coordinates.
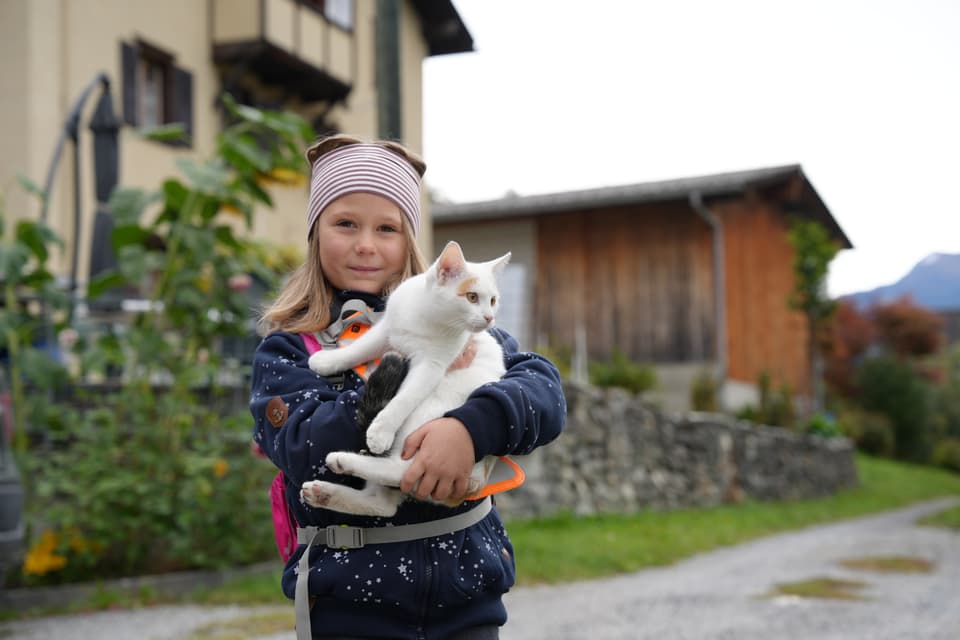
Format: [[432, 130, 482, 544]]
[[400, 417, 475, 501]]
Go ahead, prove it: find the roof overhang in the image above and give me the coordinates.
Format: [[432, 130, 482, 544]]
[[432, 165, 853, 249], [411, 0, 474, 56]]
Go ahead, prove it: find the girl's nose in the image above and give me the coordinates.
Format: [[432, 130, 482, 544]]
[[355, 231, 376, 254]]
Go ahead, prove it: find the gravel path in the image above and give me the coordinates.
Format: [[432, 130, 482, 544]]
[[2, 497, 957, 640]]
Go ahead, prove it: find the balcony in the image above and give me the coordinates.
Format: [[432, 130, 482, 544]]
[[210, 0, 353, 103]]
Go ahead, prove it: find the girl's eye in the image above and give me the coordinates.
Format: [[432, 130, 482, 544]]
[[378, 224, 399, 233], [466, 292, 479, 303], [335, 219, 356, 228]]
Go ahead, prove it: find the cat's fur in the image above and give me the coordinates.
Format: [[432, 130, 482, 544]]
[[301, 241, 511, 517]]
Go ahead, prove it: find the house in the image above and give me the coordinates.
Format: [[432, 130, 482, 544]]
[[432, 165, 853, 412], [0, 0, 472, 288]]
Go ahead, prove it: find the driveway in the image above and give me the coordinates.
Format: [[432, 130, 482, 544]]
[[2, 497, 957, 640]]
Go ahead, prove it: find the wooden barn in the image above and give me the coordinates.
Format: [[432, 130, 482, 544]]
[[431, 165, 852, 411]]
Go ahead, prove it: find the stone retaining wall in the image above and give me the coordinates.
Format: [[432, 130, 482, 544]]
[[495, 382, 859, 518]]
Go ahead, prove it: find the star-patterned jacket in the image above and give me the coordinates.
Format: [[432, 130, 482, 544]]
[[249, 291, 566, 638]]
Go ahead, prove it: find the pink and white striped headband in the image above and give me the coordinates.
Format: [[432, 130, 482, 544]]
[[306, 143, 422, 237]]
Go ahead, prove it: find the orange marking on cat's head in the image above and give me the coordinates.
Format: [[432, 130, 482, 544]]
[[457, 277, 479, 296]]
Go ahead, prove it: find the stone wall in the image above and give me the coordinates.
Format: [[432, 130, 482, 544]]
[[494, 382, 859, 518]]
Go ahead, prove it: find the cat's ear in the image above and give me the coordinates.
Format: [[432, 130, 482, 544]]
[[434, 241, 466, 285], [489, 251, 511, 276]]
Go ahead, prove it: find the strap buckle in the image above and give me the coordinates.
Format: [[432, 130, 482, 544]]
[[326, 524, 365, 549]]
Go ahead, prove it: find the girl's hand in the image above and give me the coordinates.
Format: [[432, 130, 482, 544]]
[[400, 417, 475, 502], [447, 338, 477, 372]]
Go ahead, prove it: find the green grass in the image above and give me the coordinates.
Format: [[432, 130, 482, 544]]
[[918, 504, 960, 530], [3, 454, 958, 619]]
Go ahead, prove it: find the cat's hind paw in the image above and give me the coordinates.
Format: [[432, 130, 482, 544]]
[[301, 480, 334, 508]]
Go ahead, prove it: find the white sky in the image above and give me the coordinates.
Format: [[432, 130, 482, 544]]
[[422, 0, 960, 297]]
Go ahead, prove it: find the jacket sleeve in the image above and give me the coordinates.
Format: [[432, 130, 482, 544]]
[[249, 332, 366, 486], [444, 328, 566, 460]]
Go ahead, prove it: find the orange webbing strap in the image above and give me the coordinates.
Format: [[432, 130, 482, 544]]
[[464, 456, 525, 501]]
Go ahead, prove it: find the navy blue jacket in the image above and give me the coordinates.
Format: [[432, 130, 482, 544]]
[[250, 294, 566, 639]]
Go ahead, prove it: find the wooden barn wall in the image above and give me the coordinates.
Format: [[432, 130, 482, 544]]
[[717, 198, 810, 393], [535, 202, 715, 363]]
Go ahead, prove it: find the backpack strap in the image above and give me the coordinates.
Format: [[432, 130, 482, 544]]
[[294, 496, 493, 640], [303, 299, 384, 386]]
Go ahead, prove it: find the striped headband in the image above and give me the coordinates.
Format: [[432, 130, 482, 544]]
[[306, 143, 422, 237]]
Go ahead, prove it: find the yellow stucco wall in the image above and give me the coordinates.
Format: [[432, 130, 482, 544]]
[[0, 0, 437, 284]]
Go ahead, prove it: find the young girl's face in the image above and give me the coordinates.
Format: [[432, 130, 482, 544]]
[[315, 192, 409, 294]]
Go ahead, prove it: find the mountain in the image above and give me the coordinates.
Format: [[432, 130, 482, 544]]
[[842, 253, 960, 311]]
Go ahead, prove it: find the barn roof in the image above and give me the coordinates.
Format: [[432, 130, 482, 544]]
[[432, 164, 852, 248]]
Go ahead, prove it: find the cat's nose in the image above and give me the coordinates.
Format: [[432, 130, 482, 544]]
[[483, 314, 494, 324]]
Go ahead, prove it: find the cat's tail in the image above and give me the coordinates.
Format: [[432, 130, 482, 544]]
[[356, 352, 408, 432]]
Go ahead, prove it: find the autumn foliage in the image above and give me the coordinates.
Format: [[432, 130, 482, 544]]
[[825, 296, 944, 397]]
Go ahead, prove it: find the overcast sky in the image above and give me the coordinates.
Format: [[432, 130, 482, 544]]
[[422, 0, 960, 297]]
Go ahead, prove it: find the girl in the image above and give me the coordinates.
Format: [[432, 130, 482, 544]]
[[250, 134, 566, 639]]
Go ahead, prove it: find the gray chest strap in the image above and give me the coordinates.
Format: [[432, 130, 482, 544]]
[[294, 496, 493, 640]]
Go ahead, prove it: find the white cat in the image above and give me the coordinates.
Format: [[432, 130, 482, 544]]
[[301, 241, 511, 517]]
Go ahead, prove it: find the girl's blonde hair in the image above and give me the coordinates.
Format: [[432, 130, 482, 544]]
[[258, 135, 428, 335]]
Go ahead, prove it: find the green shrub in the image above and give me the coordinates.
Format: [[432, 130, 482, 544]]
[[857, 356, 934, 462], [535, 341, 573, 380], [690, 370, 719, 412], [804, 413, 844, 438], [13, 387, 277, 586], [931, 438, 960, 473], [4, 97, 313, 587], [736, 371, 795, 428], [589, 350, 657, 394], [837, 407, 896, 457]]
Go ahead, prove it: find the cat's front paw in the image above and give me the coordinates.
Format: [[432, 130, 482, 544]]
[[308, 351, 341, 376], [301, 480, 334, 508], [365, 417, 396, 455], [325, 451, 349, 475]]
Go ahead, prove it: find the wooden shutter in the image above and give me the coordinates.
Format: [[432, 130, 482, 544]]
[[121, 41, 137, 126], [171, 66, 194, 145]]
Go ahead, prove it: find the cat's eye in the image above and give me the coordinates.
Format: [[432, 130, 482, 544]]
[[465, 292, 479, 303], [491, 296, 497, 306]]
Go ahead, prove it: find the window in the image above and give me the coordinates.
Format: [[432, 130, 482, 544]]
[[303, 0, 354, 31], [324, 0, 354, 30], [121, 39, 193, 145]]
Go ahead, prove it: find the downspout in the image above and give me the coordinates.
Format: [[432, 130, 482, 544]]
[[689, 191, 727, 403]]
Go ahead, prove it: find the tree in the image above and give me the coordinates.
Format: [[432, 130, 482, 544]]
[[823, 299, 874, 398], [870, 295, 943, 359], [787, 217, 840, 414]]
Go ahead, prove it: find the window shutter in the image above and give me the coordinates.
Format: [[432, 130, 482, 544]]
[[121, 42, 137, 126], [171, 66, 194, 145]]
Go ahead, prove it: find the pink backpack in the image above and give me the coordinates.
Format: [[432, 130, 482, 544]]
[[266, 333, 326, 562], [265, 305, 380, 562]]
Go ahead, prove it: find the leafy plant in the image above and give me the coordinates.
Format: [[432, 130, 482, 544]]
[[690, 370, 719, 412], [14, 388, 276, 585], [589, 350, 656, 394], [83, 94, 313, 388], [0, 206, 70, 448], [12, 97, 315, 586], [786, 217, 840, 413], [736, 370, 795, 428], [803, 412, 843, 438]]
